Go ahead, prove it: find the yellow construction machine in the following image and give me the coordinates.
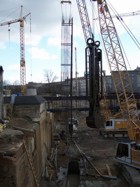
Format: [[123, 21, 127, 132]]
[[76, 0, 140, 168], [96, 0, 140, 169]]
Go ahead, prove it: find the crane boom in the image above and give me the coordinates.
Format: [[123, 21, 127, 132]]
[[0, 18, 22, 26], [76, 0, 93, 42], [97, 0, 138, 123], [0, 5, 31, 95], [0, 12, 30, 26], [94, 10, 140, 20], [96, 0, 140, 170]]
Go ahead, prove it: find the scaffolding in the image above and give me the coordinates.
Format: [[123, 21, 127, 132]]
[[61, 0, 73, 96]]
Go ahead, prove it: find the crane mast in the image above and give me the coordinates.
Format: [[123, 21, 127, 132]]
[[20, 6, 26, 95], [0, 6, 31, 95]]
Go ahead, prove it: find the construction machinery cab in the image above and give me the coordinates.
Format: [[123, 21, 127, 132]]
[[104, 119, 127, 130], [115, 141, 140, 169]]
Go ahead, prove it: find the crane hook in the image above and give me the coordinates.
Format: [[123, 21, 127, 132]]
[[8, 25, 11, 41]]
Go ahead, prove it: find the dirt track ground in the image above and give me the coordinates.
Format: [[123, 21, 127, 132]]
[[57, 122, 130, 187]]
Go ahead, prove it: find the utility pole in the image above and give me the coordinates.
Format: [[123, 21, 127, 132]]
[[0, 67, 4, 120], [75, 47, 78, 96]]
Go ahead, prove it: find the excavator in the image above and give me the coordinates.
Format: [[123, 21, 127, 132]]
[[76, 0, 140, 169]]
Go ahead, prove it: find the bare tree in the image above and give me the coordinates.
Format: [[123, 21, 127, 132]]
[[44, 69, 58, 83], [12, 80, 20, 85], [3, 80, 10, 86]]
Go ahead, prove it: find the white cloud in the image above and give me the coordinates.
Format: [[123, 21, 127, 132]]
[[30, 47, 58, 61], [6, 64, 19, 71], [25, 33, 42, 46], [48, 37, 61, 47], [0, 0, 140, 83], [31, 47, 49, 60], [4, 64, 20, 83], [50, 54, 58, 60], [0, 42, 6, 49]]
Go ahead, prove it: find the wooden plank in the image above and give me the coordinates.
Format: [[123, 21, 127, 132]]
[[106, 164, 112, 176]]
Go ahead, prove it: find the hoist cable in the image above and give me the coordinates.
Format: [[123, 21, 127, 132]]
[[107, 0, 140, 50]]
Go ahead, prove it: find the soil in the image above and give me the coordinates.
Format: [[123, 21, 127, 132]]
[[55, 111, 130, 187]]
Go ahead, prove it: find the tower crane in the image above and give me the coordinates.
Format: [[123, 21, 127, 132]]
[[96, 0, 140, 169], [0, 5, 31, 95]]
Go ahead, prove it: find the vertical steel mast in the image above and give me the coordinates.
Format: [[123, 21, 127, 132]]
[[61, 0, 73, 94], [76, 0, 103, 128], [20, 5, 26, 95]]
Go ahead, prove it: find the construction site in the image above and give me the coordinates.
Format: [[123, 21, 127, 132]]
[[0, 0, 140, 187]]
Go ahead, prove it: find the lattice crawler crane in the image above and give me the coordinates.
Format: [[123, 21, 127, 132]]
[[96, 0, 140, 169]]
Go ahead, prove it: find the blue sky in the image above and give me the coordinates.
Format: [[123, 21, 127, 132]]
[[0, 0, 140, 84]]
